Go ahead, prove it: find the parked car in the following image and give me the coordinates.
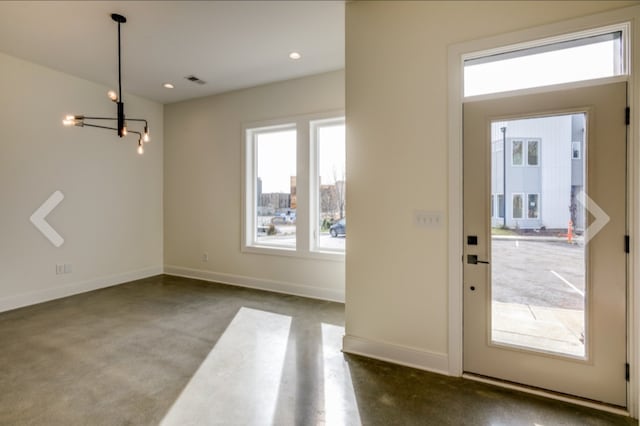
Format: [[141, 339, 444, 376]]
[[329, 219, 346, 237]]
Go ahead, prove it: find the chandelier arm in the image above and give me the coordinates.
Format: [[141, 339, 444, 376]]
[[82, 116, 118, 121], [82, 123, 119, 131]]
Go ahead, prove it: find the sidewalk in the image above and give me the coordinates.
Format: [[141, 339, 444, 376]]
[[492, 301, 585, 357]]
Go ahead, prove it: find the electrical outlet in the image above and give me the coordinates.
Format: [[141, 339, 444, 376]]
[[202, 252, 209, 262], [64, 264, 72, 273], [56, 264, 64, 275], [414, 210, 443, 228]]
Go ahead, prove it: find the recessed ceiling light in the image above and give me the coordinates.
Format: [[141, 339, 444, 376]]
[[289, 52, 302, 60], [163, 83, 174, 89]]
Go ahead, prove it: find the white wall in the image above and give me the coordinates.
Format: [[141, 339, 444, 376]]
[[0, 51, 163, 311], [343, 0, 637, 372], [163, 70, 345, 301]]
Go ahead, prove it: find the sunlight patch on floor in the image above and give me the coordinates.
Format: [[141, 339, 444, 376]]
[[160, 307, 292, 425], [322, 323, 362, 426]]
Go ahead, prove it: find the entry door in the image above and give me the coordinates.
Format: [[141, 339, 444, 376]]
[[463, 82, 627, 406]]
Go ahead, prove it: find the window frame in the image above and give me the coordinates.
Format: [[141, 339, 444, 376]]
[[572, 141, 582, 159], [527, 139, 540, 166], [491, 194, 495, 218], [512, 140, 524, 166], [244, 122, 298, 253], [527, 193, 540, 219], [242, 111, 345, 261], [310, 116, 347, 254], [512, 193, 524, 219], [463, 25, 628, 98], [497, 194, 505, 219]]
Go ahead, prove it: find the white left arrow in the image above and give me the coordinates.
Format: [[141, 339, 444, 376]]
[[30, 190, 65, 247]]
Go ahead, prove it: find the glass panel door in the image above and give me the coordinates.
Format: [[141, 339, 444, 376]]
[[490, 114, 586, 358]]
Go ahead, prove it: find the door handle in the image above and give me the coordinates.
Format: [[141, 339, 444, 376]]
[[467, 254, 489, 265]]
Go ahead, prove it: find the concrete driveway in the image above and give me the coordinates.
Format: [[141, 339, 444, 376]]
[[490, 237, 586, 357]]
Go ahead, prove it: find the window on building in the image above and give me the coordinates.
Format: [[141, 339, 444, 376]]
[[491, 195, 495, 217], [312, 118, 346, 252], [572, 141, 582, 159], [244, 113, 345, 257], [246, 125, 297, 249], [512, 140, 524, 166], [527, 140, 539, 166], [512, 194, 524, 219], [464, 29, 625, 97], [498, 194, 505, 219], [528, 194, 540, 219]]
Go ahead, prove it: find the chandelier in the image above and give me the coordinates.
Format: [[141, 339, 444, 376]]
[[63, 13, 150, 155]]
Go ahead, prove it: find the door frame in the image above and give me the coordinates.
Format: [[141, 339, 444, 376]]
[[447, 5, 640, 416]]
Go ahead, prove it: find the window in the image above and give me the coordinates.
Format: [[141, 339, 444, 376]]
[[512, 194, 524, 219], [464, 29, 625, 97], [527, 194, 540, 219], [527, 140, 539, 166], [512, 140, 524, 166], [497, 194, 505, 219], [246, 125, 297, 249], [244, 113, 345, 257], [572, 141, 582, 159], [311, 118, 346, 252]]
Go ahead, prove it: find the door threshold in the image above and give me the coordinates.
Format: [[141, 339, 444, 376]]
[[462, 373, 629, 417]]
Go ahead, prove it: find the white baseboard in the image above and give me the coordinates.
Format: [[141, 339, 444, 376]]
[[0, 266, 163, 313], [163, 265, 345, 303], [342, 334, 449, 375]]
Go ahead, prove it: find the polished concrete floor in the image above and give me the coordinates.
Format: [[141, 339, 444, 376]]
[[0, 275, 636, 425]]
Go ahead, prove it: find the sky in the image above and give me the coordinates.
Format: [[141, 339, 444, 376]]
[[464, 39, 618, 97], [257, 124, 345, 194]]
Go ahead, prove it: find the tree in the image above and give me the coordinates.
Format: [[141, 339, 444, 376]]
[[333, 166, 346, 219]]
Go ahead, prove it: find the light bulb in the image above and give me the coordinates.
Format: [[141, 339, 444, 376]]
[[137, 143, 144, 155], [63, 115, 76, 126], [143, 125, 150, 142], [107, 90, 118, 102], [122, 126, 127, 136]]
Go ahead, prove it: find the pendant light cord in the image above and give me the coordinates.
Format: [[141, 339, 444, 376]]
[[117, 21, 122, 103]]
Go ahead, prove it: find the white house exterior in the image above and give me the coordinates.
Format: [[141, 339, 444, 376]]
[[490, 114, 585, 231]]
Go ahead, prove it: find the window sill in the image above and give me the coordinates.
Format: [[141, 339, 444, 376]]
[[242, 244, 345, 262]]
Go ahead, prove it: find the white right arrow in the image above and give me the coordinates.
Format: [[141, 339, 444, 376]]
[[576, 190, 609, 245], [30, 190, 65, 247]]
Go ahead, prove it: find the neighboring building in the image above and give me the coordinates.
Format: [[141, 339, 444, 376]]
[[257, 177, 292, 215], [491, 114, 585, 231]]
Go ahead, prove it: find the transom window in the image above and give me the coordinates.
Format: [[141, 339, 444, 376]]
[[464, 28, 626, 97]]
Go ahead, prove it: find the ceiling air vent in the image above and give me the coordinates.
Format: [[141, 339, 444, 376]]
[[185, 75, 207, 85]]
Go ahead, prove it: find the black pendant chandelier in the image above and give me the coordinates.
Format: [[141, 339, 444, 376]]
[[63, 13, 150, 155]]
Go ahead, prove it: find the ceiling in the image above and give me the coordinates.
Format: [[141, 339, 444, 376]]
[[0, 1, 345, 104]]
